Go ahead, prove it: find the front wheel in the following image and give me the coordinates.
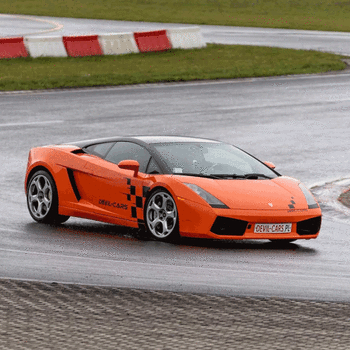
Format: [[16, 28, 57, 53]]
[[27, 170, 69, 225], [144, 189, 179, 241]]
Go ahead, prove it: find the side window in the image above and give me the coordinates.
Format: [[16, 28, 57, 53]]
[[105, 142, 151, 173], [146, 157, 162, 174], [84, 142, 114, 158]]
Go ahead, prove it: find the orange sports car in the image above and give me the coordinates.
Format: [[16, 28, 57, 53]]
[[25, 136, 321, 242]]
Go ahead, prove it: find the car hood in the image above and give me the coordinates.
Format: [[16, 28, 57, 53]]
[[174, 175, 308, 210]]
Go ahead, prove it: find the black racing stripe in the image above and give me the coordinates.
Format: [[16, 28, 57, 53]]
[[136, 196, 143, 208], [67, 168, 81, 201], [127, 194, 131, 201], [130, 186, 136, 196], [131, 206, 137, 218], [127, 178, 131, 185]]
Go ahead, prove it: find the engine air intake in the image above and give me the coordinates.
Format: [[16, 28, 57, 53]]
[[211, 216, 248, 236], [297, 216, 321, 235]]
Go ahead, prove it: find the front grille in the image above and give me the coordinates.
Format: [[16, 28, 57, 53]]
[[297, 216, 322, 235], [210, 216, 248, 236]]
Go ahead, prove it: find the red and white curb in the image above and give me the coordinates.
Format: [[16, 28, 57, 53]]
[[0, 27, 205, 59]]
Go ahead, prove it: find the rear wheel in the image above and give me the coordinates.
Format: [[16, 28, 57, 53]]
[[144, 189, 179, 242], [27, 170, 69, 224]]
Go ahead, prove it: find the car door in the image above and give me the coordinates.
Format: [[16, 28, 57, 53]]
[[74, 141, 155, 224], [102, 141, 156, 222]]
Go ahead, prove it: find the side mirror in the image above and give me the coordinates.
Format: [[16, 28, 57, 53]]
[[264, 161, 276, 170], [118, 160, 139, 177]]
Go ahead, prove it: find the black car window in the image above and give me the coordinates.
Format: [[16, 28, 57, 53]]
[[146, 157, 162, 174], [105, 142, 151, 173], [84, 142, 115, 158]]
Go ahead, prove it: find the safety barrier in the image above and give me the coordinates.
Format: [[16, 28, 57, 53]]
[[167, 27, 205, 49], [99, 33, 139, 55], [63, 35, 103, 57], [0, 27, 205, 59], [0, 37, 28, 59], [134, 30, 171, 53], [24, 36, 67, 58]]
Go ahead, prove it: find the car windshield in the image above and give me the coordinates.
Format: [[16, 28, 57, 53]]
[[152, 142, 278, 179]]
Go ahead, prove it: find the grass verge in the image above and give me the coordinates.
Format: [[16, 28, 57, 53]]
[[0, 44, 346, 91], [1, 0, 350, 32]]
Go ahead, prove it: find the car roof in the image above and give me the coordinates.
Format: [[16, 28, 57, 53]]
[[134, 136, 220, 144], [68, 135, 220, 149]]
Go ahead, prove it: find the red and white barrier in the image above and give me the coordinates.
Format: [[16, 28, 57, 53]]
[[24, 36, 67, 58], [0, 27, 205, 59], [99, 33, 139, 55], [134, 30, 171, 53], [167, 27, 205, 49], [63, 35, 103, 57], [0, 37, 28, 59]]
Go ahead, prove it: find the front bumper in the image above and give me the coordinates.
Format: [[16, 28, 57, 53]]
[[177, 199, 322, 240]]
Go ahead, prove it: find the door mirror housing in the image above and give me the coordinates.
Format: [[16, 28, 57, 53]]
[[264, 161, 276, 170], [118, 160, 139, 177]]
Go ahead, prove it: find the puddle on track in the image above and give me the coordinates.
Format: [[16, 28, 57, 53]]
[[311, 177, 350, 224]]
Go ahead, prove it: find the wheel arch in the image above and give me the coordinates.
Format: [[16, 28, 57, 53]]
[[26, 166, 56, 192], [143, 183, 184, 222], [144, 185, 177, 208], [145, 185, 170, 199], [26, 166, 70, 224]]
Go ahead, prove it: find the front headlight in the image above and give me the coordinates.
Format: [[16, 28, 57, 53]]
[[183, 183, 229, 208], [299, 183, 319, 209]]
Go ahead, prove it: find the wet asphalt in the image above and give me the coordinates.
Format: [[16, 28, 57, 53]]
[[1, 74, 350, 301], [1, 14, 350, 349]]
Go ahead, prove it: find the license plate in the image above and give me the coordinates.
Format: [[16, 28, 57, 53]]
[[254, 223, 292, 234]]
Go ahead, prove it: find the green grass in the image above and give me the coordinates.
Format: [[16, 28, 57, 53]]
[[0, 45, 346, 91], [0, 1, 348, 90], [1, 0, 350, 32]]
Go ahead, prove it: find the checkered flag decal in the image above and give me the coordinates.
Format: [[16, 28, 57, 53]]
[[125, 178, 150, 227]]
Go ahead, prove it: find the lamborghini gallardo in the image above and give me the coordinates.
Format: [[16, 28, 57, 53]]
[[25, 136, 322, 242]]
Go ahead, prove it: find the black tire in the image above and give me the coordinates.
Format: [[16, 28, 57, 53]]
[[144, 189, 179, 242], [27, 170, 69, 225]]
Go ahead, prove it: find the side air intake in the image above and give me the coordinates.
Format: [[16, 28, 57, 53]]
[[210, 217, 248, 236], [67, 168, 81, 201]]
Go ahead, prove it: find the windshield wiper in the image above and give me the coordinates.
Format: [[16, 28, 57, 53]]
[[243, 173, 273, 179], [208, 174, 246, 179], [208, 173, 273, 179], [173, 173, 222, 179], [173, 173, 272, 180]]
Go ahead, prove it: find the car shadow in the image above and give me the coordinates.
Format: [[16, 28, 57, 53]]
[[24, 220, 139, 241], [23, 220, 317, 254], [178, 236, 316, 254]]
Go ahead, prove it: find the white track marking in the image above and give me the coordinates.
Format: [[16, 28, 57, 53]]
[[0, 227, 25, 234], [0, 14, 64, 36], [0, 120, 63, 127]]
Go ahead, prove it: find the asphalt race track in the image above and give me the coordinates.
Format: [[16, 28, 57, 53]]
[[2, 14, 350, 55], [1, 15, 350, 349]]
